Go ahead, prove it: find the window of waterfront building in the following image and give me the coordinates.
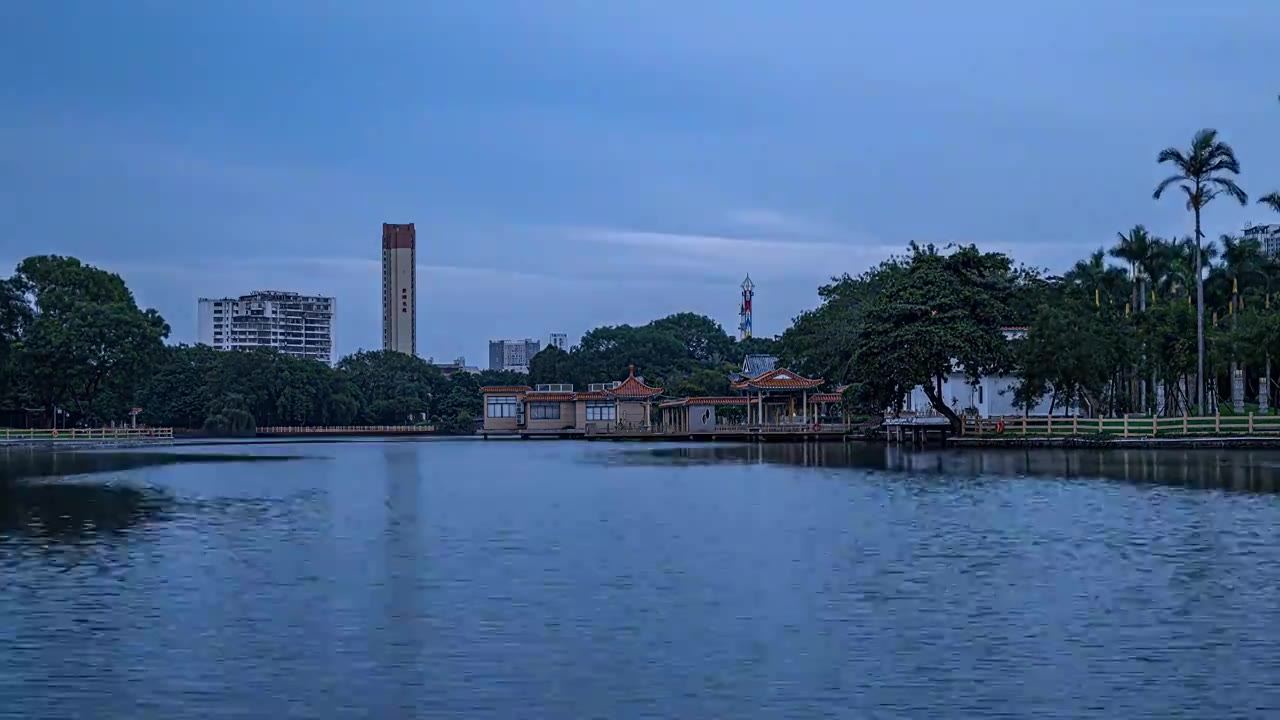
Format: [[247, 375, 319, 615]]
[[585, 400, 616, 421], [529, 402, 560, 420], [486, 396, 518, 418]]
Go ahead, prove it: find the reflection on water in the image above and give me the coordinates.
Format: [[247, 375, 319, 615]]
[[0, 449, 306, 542], [0, 479, 172, 540], [0, 448, 304, 483], [614, 442, 1280, 493]]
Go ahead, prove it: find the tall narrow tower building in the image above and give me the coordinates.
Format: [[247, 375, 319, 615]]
[[382, 222, 417, 356]]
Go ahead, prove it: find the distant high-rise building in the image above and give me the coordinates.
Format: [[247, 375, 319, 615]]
[[382, 223, 416, 356], [1244, 223, 1280, 256], [488, 338, 540, 373], [197, 290, 336, 364], [549, 333, 568, 352]]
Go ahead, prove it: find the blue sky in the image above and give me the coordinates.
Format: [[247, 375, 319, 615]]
[[3, 1, 1279, 362]]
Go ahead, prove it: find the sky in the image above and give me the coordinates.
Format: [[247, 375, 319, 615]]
[[3, 1, 1279, 362]]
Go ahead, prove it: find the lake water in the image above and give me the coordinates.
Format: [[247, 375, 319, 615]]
[[3, 439, 1280, 718]]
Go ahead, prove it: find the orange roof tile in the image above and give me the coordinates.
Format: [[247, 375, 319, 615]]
[[730, 367, 823, 390], [575, 391, 606, 400], [604, 366, 663, 398], [809, 393, 842, 403], [659, 396, 761, 408], [480, 385, 530, 393]]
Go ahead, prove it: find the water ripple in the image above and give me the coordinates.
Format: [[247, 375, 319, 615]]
[[2, 441, 1280, 718]]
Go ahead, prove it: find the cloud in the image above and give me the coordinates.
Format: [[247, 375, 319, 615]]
[[723, 208, 829, 236], [567, 225, 903, 279]]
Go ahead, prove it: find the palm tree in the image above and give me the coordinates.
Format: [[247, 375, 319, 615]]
[[1110, 225, 1154, 313], [1067, 249, 1128, 305], [1153, 129, 1249, 414], [1217, 234, 1266, 411], [1262, 193, 1280, 214], [1110, 226, 1156, 410]]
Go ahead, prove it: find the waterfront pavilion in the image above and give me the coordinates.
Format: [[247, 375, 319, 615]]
[[659, 396, 761, 433], [479, 366, 663, 434], [730, 367, 825, 425]]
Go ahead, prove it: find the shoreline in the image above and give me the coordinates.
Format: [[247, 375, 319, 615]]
[[948, 435, 1280, 449]]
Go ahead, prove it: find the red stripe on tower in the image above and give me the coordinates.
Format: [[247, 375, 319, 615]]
[[382, 223, 416, 249]]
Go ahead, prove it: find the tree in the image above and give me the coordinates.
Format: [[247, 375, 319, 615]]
[[1015, 293, 1129, 417], [337, 350, 444, 424], [528, 346, 574, 386], [1261, 193, 1280, 214], [648, 313, 735, 365], [1110, 225, 1155, 314], [1153, 128, 1249, 414], [11, 256, 169, 424], [1065, 249, 1129, 307], [203, 393, 256, 436], [825, 244, 1022, 429], [0, 278, 31, 412]]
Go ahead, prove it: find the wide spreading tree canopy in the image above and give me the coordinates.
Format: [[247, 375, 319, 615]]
[[780, 243, 1031, 426]]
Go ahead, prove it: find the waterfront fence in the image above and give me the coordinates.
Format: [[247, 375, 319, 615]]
[[256, 426, 437, 434], [0, 427, 174, 441], [962, 414, 1280, 438]]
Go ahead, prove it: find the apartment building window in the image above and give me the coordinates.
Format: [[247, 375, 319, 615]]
[[585, 400, 616, 421], [486, 396, 519, 418], [529, 402, 560, 420]]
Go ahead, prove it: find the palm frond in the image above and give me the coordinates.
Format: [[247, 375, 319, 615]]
[[1208, 176, 1248, 205], [1156, 147, 1189, 167], [1260, 192, 1280, 213], [1153, 174, 1187, 200]]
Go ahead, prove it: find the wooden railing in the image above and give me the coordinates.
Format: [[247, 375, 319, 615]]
[[961, 414, 1280, 438], [0, 427, 174, 441], [650, 423, 855, 434], [256, 425, 436, 434]]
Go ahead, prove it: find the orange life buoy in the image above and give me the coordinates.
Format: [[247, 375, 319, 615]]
[[51, 429, 59, 438], [995, 419, 1005, 434], [812, 423, 822, 432]]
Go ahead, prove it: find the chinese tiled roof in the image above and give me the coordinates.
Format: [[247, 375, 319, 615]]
[[575, 391, 606, 400], [730, 367, 823, 390], [809, 393, 842, 403], [742, 354, 778, 377], [480, 385, 531, 393], [604, 366, 663, 399], [658, 396, 761, 408]]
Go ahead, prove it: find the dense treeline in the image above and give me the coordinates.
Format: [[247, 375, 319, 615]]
[[135, 345, 526, 433], [529, 312, 775, 396]]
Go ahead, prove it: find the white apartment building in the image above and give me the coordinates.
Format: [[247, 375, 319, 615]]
[[1243, 223, 1280, 257], [197, 290, 336, 364], [488, 338, 540, 373], [549, 333, 568, 352]]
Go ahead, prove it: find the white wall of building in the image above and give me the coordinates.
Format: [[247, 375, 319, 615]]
[[902, 327, 1077, 418], [381, 223, 417, 356], [197, 291, 336, 364], [382, 247, 416, 355], [906, 373, 1074, 418]]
